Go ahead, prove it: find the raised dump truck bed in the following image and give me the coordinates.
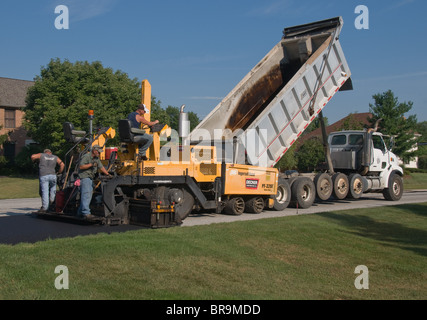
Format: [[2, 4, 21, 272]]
[[188, 17, 352, 168]]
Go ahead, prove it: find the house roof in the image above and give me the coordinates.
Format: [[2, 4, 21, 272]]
[[0, 77, 34, 108], [298, 112, 373, 145]]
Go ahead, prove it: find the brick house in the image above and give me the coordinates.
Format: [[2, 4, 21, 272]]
[[299, 112, 373, 143], [0, 77, 35, 160]]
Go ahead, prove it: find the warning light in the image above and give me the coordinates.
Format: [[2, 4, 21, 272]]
[[88, 110, 94, 116]]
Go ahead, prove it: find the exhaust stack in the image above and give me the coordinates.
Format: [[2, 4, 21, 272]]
[[179, 104, 190, 145]]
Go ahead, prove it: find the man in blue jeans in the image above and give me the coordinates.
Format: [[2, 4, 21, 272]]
[[77, 145, 111, 218], [31, 149, 65, 213], [127, 104, 159, 160]]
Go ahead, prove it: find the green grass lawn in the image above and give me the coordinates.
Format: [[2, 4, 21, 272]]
[[0, 176, 40, 199], [403, 172, 427, 190], [0, 203, 426, 300]]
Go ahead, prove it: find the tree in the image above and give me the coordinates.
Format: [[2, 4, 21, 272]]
[[369, 90, 418, 162], [304, 116, 328, 135], [0, 125, 8, 146], [0, 125, 9, 170], [150, 97, 171, 126], [24, 58, 141, 155], [416, 121, 427, 143], [275, 143, 298, 172], [296, 137, 325, 172]]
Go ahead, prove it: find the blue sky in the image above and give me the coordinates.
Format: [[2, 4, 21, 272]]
[[0, 0, 426, 124]]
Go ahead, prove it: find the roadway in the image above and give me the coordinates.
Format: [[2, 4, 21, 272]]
[[1, 190, 426, 245]]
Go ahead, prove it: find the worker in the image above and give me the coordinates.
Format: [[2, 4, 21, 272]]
[[127, 103, 159, 160], [77, 145, 110, 218], [31, 149, 65, 213]]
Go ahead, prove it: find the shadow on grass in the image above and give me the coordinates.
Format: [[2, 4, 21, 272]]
[[321, 204, 427, 257]]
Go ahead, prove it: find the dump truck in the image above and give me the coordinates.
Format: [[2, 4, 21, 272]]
[[37, 17, 403, 227]]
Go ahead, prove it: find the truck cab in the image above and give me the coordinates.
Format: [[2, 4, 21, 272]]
[[329, 130, 402, 175], [328, 130, 404, 200]]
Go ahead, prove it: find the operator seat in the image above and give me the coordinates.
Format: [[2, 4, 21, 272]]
[[63, 122, 88, 144], [118, 119, 138, 142]]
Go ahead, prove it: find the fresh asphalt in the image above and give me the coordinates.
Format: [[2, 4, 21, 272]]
[[0, 198, 143, 245], [1, 190, 427, 245]]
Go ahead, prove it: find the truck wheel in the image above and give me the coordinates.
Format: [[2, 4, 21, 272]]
[[272, 178, 291, 211], [290, 177, 315, 209], [245, 197, 265, 214], [347, 174, 364, 199], [314, 173, 333, 201], [224, 197, 245, 215], [383, 173, 403, 201], [332, 173, 349, 200]]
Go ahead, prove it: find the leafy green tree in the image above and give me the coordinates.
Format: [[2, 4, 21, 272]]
[[304, 116, 328, 135], [416, 121, 427, 143], [296, 137, 325, 172], [369, 90, 418, 162], [24, 58, 141, 155], [0, 125, 8, 146], [0, 125, 10, 171], [165, 105, 179, 131], [150, 97, 171, 126], [24, 58, 202, 156], [275, 143, 298, 172], [14, 144, 44, 175], [187, 111, 201, 132]]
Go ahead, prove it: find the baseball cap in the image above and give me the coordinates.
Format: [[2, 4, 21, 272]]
[[138, 104, 150, 114], [92, 145, 103, 152]]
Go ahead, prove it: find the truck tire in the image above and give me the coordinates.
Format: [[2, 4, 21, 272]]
[[245, 197, 265, 214], [383, 173, 404, 201], [224, 197, 245, 215], [332, 173, 349, 200], [272, 178, 291, 211], [290, 177, 315, 209], [347, 174, 364, 199], [314, 173, 333, 201]]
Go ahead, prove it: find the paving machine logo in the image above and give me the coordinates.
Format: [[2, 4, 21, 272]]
[[246, 179, 259, 189]]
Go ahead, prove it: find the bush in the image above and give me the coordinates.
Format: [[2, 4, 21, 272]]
[[0, 145, 43, 176], [417, 155, 427, 170], [296, 137, 325, 172], [276, 143, 298, 172]]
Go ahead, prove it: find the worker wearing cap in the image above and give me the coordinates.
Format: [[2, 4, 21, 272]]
[[77, 145, 110, 218], [127, 103, 159, 160], [31, 149, 65, 213]]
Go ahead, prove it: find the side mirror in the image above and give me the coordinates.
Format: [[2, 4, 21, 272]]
[[389, 136, 395, 151]]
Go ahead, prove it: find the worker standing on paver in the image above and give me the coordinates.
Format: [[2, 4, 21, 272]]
[[31, 149, 65, 213], [77, 145, 110, 218]]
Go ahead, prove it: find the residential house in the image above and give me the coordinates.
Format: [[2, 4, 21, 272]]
[[0, 77, 35, 160]]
